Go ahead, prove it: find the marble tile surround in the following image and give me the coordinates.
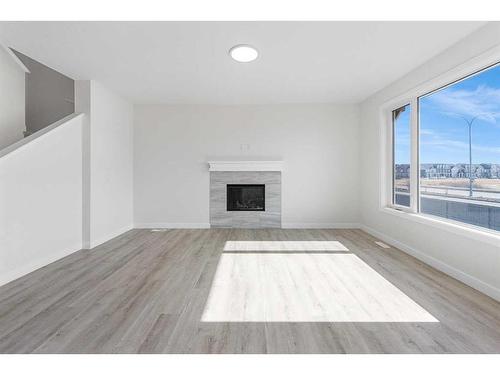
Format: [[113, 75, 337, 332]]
[[210, 171, 281, 228]]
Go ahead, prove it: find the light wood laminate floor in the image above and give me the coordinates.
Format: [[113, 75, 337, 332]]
[[0, 228, 499, 353]]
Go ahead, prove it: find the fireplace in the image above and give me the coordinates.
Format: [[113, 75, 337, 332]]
[[209, 171, 280, 228], [227, 184, 265, 211]]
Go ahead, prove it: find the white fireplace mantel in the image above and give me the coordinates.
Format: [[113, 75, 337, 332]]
[[208, 160, 284, 172]]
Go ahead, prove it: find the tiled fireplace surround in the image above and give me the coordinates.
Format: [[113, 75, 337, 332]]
[[208, 161, 282, 228]]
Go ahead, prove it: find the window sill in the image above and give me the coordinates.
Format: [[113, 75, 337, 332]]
[[379, 207, 500, 248]]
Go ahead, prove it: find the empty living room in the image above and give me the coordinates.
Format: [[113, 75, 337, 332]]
[[1, 1, 500, 372]]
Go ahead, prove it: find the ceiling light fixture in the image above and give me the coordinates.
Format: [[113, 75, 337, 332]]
[[229, 44, 258, 63]]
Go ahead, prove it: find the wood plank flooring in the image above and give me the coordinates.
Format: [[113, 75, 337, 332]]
[[0, 228, 499, 353]]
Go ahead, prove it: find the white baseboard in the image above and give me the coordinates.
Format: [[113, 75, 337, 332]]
[[360, 224, 500, 302], [136, 222, 360, 229], [89, 224, 134, 249], [0, 243, 82, 287], [282, 222, 361, 229], [134, 222, 211, 229], [0, 225, 133, 287]]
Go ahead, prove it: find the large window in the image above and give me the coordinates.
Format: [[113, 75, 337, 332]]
[[388, 62, 500, 233]]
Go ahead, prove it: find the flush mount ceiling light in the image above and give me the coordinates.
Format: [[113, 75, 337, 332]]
[[229, 44, 259, 63]]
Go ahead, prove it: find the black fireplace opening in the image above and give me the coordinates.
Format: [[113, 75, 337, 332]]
[[227, 184, 265, 211]]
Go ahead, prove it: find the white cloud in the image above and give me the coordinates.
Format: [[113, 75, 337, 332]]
[[429, 85, 500, 124], [419, 128, 435, 136], [421, 135, 500, 155]]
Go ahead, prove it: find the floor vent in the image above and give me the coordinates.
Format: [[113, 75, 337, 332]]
[[151, 229, 168, 232], [375, 241, 391, 249]]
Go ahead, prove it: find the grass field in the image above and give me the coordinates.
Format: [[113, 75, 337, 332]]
[[394, 178, 500, 193], [421, 178, 500, 191]]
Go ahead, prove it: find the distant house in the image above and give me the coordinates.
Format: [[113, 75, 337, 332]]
[[491, 164, 500, 178], [395, 164, 410, 179], [474, 165, 486, 178], [421, 163, 500, 179], [451, 164, 466, 178], [479, 164, 492, 178], [421, 164, 453, 178], [464, 164, 479, 178], [436, 164, 452, 178]]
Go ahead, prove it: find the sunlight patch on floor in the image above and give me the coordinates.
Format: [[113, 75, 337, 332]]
[[201, 241, 438, 323], [223, 240, 349, 252]]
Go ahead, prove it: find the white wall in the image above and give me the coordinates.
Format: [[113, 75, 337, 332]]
[[0, 46, 25, 150], [75, 80, 134, 248], [0, 114, 83, 285], [359, 23, 500, 301], [89, 81, 134, 247], [134, 104, 360, 227]]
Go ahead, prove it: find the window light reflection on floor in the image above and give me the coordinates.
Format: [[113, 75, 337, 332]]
[[201, 241, 439, 323]]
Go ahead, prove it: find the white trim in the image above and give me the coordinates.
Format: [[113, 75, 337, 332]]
[[135, 223, 211, 229], [0, 243, 81, 288], [360, 224, 500, 302], [88, 224, 134, 249], [379, 207, 500, 248], [379, 107, 390, 209], [0, 113, 83, 159], [135, 222, 361, 229], [281, 222, 361, 229], [410, 97, 419, 211], [386, 102, 415, 212], [208, 160, 284, 172], [0, 42, 30, 74]]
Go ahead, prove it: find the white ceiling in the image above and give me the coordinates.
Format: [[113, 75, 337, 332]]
[[0, 21, 486, 105]]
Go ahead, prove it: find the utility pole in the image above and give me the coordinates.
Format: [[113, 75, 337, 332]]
[[463, 116, 477, 198]]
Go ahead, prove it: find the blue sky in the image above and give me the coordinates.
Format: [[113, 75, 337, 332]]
[[394, 105, 411, 164], [395, 64, 500, 165]]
